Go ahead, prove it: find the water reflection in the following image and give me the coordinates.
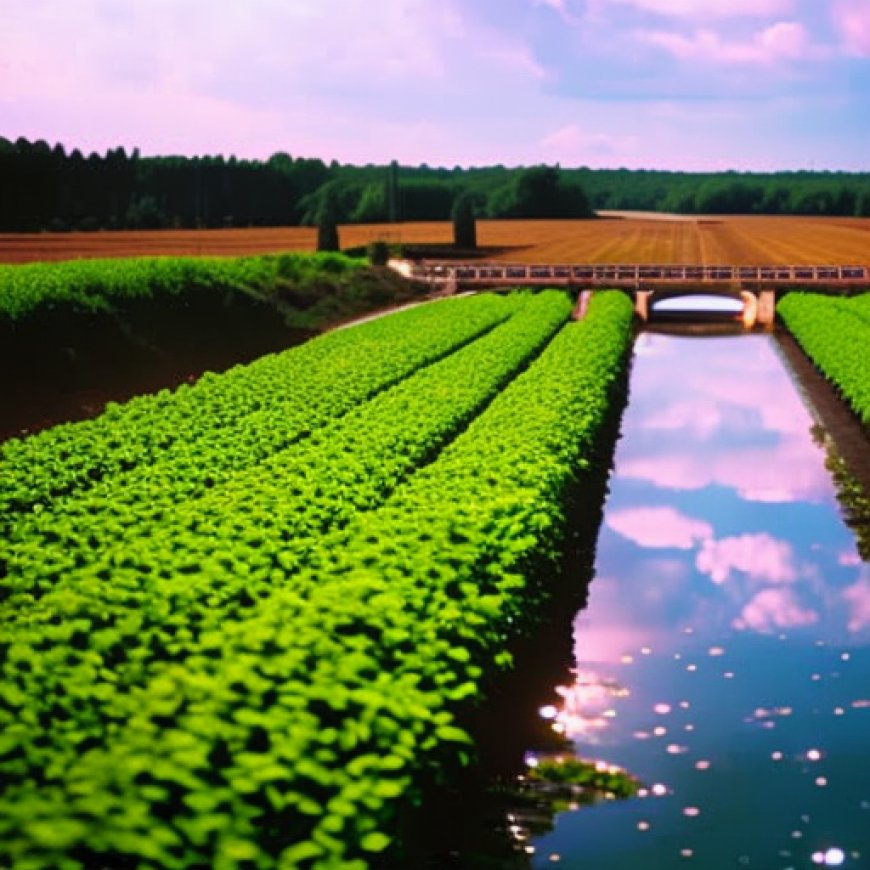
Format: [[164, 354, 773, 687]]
[[532, 333, 870, 869]]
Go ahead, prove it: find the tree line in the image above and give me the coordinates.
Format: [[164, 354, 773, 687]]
[[1, 136, 869, 233]]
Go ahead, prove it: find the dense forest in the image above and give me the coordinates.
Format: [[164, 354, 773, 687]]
[[2, 136, 869, 232]]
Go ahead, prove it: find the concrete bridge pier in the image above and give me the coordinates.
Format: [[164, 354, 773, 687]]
[[571, 289, 593, 320], [757, 290, 776, 329], [634, 290, 652, 322], [740, 291, 758, 328]]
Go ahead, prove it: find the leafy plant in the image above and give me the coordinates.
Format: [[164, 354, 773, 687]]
[[0, 291, 635, 868], [1, 291, 514, 532], [778, 292, 870, 425]]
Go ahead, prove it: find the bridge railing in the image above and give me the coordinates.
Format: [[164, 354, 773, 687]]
[[410, 263, 869, 284]]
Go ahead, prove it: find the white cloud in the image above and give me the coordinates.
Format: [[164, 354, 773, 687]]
[[696, 533, 798, 585], [639, 20, 813, 65], [607, 506, 713, 549], [596, 0, 794, 20], [833, 0, 870, 56], [733, 587, 818, 633], [619, 437, 833, 504], [839, 549, 862, 568], [643, 399, 726, 439], [540, 124, 637, 161], [843, 569, 870, 633]]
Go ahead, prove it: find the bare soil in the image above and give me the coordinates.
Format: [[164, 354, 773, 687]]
[[3, 215, 870, 266]]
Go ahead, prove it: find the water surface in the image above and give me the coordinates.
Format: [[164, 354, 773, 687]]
[[532, 333, 870, 869]]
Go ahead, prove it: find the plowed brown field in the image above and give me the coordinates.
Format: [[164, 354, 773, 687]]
[[2, 214, 869, 265]]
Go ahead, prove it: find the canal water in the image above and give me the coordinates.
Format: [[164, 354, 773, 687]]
[[530, 331, 870, 869]]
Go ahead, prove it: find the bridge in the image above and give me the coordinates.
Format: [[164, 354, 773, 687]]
[[404, 262, 870, 328]]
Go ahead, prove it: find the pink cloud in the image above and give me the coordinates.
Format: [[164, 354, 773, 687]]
[[540, 124, 638, 161], [733, 588, 818, 633], [597, 0, 794, 20], [552, 668, 629, 742], [643, 399, 727, 439], [833, 0, 870, 56], [640, 20, 812, 64], [572, 567, 684, 663], [696, 534, 798, 585], [622, 342, 834, 504], [842, 571, 870, 633], [620, 438, 833, 504], [839, 549, 863, 568], [635, 338, 815, 437], [607, 506, 713, 549]]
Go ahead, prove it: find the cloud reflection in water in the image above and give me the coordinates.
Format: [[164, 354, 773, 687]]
[[532, 333, 870, 868]]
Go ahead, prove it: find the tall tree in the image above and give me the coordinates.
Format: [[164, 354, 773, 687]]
[[452, 193, 477, 249], [316, 188, 340, 252]]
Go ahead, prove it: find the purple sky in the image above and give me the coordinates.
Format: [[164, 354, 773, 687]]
[[1, 0, 869, 170]]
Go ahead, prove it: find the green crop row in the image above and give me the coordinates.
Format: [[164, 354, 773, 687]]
[[778, 292, 870, 425], [0, 292, 517, 533], [0, 252, 360, 323], [0, 291, 635, 868], [844, 292, 870, 325], [2, 291, 571, 634]]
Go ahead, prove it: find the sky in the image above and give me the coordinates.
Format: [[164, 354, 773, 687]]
[[1, 0, 869, 171]]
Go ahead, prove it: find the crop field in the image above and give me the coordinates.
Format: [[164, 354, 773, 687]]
[[0, 290, 635, 868], [2, 214, 870, 265], [778, 293, 870, 425]]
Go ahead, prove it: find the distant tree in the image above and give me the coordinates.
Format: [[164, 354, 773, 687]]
[[452, 193, 477, 248], [693, 179, 763, 214], [5, 136, 870, 231], [402, 181, 453, 220], [351, 183, 387, 223], [759, 184, 791, 214], [515, 166, 561, 217], [125, 195, 166, 229], [316, 189, 340, 252], [487, 166, 593, 219]]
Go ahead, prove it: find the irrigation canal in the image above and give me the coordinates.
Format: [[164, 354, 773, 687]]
[[524, 327, 870, 868]]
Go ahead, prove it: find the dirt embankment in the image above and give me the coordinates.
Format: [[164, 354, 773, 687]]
[[775, 328, 870, 492], [1, 267, 429, 442], [0, 293, 311, 442], [775, 328, 870, 558]]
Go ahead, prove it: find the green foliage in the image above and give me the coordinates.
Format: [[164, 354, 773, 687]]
[[0, 291, 634, 867], [4, 136, 870, 231], [0, 252, 364, 324], [823, 446, 870, 562], [351, 183, 388, 222], [2, 293, 565, 625], [487, 166, 593, 219], [529, 757, 639, 799], [125, 194, 168, 229], [778, 293, 870, 425], [0, 292, 515, 531], [0, 249, 437, 363]]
